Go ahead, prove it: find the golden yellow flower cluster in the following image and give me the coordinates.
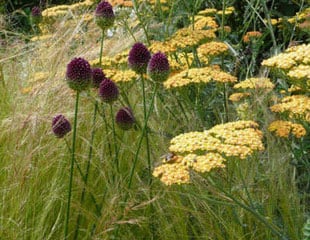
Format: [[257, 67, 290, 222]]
[[217, 7, 235, 16], [153, 121, 264, 185], [233, 77, 275, 91], [270, 95, 310, 122], [287, 65, 310, 80], [229, 92, 250, 102], [193, 16, 219, 30], [262, 44, 310, 70], [105, 69, 138, 83], [149, 40, 177, 54], [90, 50, 129, 69], [109, 0, 133, 7], [268, 120, 306, 138], [285, 7, 310, 24], [169, 28, 216, 49], [242, 31, 262, 43], [197, 41, 228, 57], [163, 66, 237, 89]]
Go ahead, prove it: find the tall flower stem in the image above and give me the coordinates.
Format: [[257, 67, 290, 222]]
[[73, 101, 98, 240], [64, 91, 80, 240], [140, 75, 152, 185], [110, 103, 119, 172], [99, 30, 105, 66]]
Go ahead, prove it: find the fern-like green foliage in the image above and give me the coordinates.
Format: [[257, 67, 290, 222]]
[[303, 218, 310, 240]]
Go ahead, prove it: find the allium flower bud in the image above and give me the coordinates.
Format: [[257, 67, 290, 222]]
[[115, 107, 135, 130], [66, 57, 92, 91], [128, 42, 151, 74], [92, 68, 106, 88], [31, 6, 42, 24], [147, 52, 170, 82], [52, 114, 71, 138], [99, 78, 119, 103], [95, 1, 115, 30]]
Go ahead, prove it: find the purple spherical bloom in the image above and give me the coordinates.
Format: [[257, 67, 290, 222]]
[[116, 107, 135, 130], [99, 78, 119, 103], [95, 1, 115, 30], [66, 57, 92, 91], [128, 42, 151, 74], [52, 114, 71, 138], [92, 68, 106, 88], [147, 52, 170, 82], [31, 6, 42, 24]]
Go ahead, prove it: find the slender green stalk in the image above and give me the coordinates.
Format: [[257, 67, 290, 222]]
[[99, 30, 104, 66], [140, 75, 152, 185], [64, 91, 80, 240], [110, 103, 119, 172], [73, 101, 98, 240]]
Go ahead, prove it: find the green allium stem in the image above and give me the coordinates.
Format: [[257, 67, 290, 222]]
[[99, 30, 104, 66], [110, 103, 119, 172], [73, 101, 99, 240], [64, 91, 80, 240]]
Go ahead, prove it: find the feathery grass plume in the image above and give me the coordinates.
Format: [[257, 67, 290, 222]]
[[163, 66, 237, 89], [95, 1, 115, 31], [268, 120, 306, 138], [91, 68, 106, 88], [128, 42, 151, 74], [99, 78, 119, 103], [115, 107, 135, 130], [66, 57, 92, 91], [147, 52, 170, 82], [52, 114, 71, 138], [153, 121, 264, 185]]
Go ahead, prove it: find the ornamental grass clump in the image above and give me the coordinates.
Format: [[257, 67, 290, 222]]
[[95, 1, 115, 31], [66, 57, 92, 91], [52, 114, 71, 138], [153, 121, 264, 185]]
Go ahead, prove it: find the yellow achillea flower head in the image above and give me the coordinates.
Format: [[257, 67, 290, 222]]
[[197, 41, 229, 57], [163, 67, 237, 89], [242, 31, 262, 43], [149, 41, 177, 55], [217, 7, 235, 15], [153, 121, 264, 185], [268, 120, 306, 138], [229, 92, 250, 102], [110, 0, 133, 7], [193, 16, 218, 30], [270, 95, 310, 122], [233, 77, 275, 91], [104, 69, 138, 83], [261, 44, 310, 70], [198, 8, 217, 16], [287, 65, 310, 80]]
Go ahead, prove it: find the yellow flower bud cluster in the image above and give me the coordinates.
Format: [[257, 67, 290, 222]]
[[198, 8, 217, 16], [197, 41, 229, 57], [229, 92, 250, 102], [153, 121, 264, 185], [217, 7, 235, 16], [287, 65, 310, 80], [163, 66, 237, 89], [149, 41, 177, 55], [270, 95, 310, 122], [242, 31, 262, 43], [268, 120, 306, 138], [105, 69, 138, 83], [233, 77, 275, 91], [110, 0, 133, 7]]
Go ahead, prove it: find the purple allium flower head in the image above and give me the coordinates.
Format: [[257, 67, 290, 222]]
[[91, 68, 106, 88], [128, 42, 151, 74], [31, 6, 42, 24], [115, 107, 135, 130], [52, 114, 71, 138], [147, 52, 170, 82], [95, 1, 115, 30], [66, 57, 92, 91], [99, 78, 119, 103]]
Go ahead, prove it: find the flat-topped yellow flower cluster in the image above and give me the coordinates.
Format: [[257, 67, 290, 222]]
[[163, 66, 237, 89], [153, 121, 264, 185], [268, 120, 306, 138]]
